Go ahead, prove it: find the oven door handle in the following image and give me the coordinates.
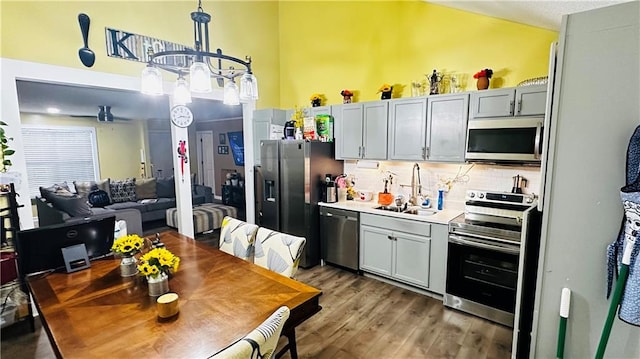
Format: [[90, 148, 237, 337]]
[[448, 234, 520, 255], [450, 228, 520, 246]]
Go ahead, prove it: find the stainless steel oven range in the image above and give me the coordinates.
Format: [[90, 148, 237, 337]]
[[445, 190, 539, 329]]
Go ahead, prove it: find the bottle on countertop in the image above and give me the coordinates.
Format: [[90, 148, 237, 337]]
[[437, 189, 444, 210]]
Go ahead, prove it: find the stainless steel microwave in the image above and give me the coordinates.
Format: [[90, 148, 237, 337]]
[[465, 118, 543, 163]]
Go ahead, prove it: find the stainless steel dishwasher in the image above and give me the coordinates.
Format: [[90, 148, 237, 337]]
[[319, 207, 359, 271]]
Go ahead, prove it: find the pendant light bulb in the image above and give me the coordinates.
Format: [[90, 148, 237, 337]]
[[141, 66, 163, 95], [173, 77, 192, 105], [189, 61, 212, 93], [240, 72, 259, 100], [223, 80, 240, 106]]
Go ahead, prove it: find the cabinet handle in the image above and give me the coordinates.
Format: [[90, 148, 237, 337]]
[[517, 100, 522, 115], [361, 147, 365, 158], [358, 146, 362, 157], [422, 147, 426, 159], [426, 147, 430, 158], [387, 235, 393, 240], [510, 100, 515, 115]]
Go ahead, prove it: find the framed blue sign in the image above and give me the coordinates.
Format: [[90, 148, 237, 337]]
[[227, 131, 244, 166]]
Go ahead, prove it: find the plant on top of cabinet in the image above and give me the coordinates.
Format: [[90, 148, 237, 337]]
[[310, 93, 323, 107], [473, 68, 493, 90], [340, 89, 354, 104], [378, 83, 393, 100]]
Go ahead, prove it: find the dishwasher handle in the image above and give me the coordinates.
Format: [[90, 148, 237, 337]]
[[320, 208, 358, 222]]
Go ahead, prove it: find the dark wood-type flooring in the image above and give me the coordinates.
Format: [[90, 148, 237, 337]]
[[1, 228, 512, 359]]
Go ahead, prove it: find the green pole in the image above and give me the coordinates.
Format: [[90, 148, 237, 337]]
[[595, 264, 629, 359]]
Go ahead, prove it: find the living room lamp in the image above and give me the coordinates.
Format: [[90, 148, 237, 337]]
[[140, 0, 258, 105]]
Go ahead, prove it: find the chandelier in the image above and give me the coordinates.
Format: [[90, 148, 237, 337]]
[[140, 0, 258, 106]]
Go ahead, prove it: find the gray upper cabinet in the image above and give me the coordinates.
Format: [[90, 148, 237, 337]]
[[309, 105, 332, 118], [253, 109, 287, 166], [387, 94, 468, 163], [470, 84, 547, 118], [334, 101, 388, 160], [427, 93, 469, 162], [388, 97, 428, 161]]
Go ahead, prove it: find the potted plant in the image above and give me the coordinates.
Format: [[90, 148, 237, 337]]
[[378, 84, 393, 100], [310, 94, 323, 107], [0, 121, 15, 173], [111, 234, 145, 277], [340, 89, 354, 104], [138, 247, 180, 296], [473, 68, 494, 90]]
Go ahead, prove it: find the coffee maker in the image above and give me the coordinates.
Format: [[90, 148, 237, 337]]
[[321, 174, 337, 203]]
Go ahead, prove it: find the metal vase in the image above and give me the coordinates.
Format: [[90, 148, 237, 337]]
[[147, 273, 169, 297], [119, 255, 138, 277]]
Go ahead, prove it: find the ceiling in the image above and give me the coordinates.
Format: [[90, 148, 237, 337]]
[[427, 0, 628, 31], [16, 80, 242, 123]]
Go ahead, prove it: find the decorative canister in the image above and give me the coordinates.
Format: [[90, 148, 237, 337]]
[[120, 255, 138, 277], [476, 76, 490, 90], [147, 273, 169, 297]]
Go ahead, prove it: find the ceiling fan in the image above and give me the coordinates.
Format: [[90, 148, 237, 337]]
[[70, 105, 133, 122]]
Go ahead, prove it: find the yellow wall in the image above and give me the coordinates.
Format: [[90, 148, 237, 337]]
[[21, 114, 147, 180], [0, 0, 282, 108], [1, 1, 557, 110], [277, 1, 558, 108]]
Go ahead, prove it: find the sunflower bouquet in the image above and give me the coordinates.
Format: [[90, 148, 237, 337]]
[[137, 247, 180, 279], [111, 234, 145, 257], [377, 83, 392, 93]]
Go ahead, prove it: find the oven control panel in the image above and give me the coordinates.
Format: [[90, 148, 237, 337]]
[[466, 190, 537, 206]]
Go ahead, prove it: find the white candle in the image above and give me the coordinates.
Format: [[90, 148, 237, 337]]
[[140, 148, 145, 163]]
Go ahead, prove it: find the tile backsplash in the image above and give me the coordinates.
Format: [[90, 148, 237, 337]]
[[343, 160, 541, 211]]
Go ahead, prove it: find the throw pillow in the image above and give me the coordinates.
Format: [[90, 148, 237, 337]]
[[87, 189, 111, 207], [39, 182, 74, 202], [48, 193, 92, 217], [136, 178, 157, 199], [156, 176, 175, 198], [74, 179, 111, 202], [109, 178, 137, 203]]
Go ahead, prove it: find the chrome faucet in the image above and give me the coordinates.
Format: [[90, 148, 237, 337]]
[[410, 163, 421, 206]]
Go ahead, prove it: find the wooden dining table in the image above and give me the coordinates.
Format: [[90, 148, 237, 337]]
[[27, 231, 322, 358]]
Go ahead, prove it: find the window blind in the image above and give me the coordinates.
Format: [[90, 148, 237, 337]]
[[21, 126, 99, 198]]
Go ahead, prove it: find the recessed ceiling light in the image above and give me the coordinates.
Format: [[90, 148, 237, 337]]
[[46, 107, 60, 114]]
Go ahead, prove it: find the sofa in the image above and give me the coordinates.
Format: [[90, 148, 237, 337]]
[[36, 177, 213, 230]]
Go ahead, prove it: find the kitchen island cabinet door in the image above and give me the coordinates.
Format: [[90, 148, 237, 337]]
[[427, 93, 469, 163], [360, 224, 393, 277], [362, 101, 389, 160], [393, 231, 430, 288], [335, 103, 364, 159], [388, 97, 427, 161]]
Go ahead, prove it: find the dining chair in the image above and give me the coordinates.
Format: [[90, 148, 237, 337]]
[[210, 306, 290, 359], [219, 216, 259, 261], [254, 227, 306, 278]]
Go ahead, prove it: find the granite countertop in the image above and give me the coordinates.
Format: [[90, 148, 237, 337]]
[[318, 200, 462, 225]]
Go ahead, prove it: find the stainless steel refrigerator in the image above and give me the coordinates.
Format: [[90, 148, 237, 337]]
[[255, 140, 343, 268]]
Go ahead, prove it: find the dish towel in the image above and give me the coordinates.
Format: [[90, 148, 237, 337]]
[[606, 125, 640, 326]]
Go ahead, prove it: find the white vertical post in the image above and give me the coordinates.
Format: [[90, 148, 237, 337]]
[[169, 99, 195, 238], [242, 100, 256, 224]]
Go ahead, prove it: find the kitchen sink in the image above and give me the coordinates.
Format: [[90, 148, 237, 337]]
[[373, 205, 437, 216]]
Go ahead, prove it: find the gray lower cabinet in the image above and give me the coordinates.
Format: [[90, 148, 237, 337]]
[[334, 102, 388, 160], [359, 213, 432, 289]]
